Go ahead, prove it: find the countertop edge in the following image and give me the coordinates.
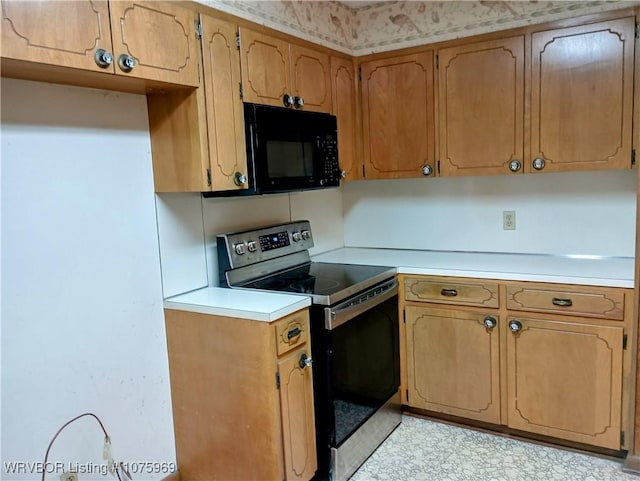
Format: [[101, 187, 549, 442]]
[[163, 297, 311, 322]]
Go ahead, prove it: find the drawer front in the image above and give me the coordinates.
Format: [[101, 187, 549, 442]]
[[506, 284, 625, 320], [404, 277, 499, 308], [274, 309, 310, 357]]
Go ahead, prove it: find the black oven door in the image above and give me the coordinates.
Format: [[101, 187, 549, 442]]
[[320, 280, 400, 446], [245, 103, 339, 193]]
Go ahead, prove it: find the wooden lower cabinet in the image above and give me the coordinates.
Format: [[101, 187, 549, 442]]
[[506, 316, 623, 449], [402, 275, 632, 451], [405, 305, 501, 424], [164, 308, 316, 481]]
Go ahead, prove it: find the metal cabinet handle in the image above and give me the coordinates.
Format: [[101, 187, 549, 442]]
[[282, 94, 294, 107], [339, 170, 347, 179], [298, 353, 313, 369], [509, 159, 521, 172], [422, 165, 433, 176], [552, 297, 573, 307], [509, 320, 522, 333], [293, 96, 304, 109], [440, 288, 458, 297], [94, 49, 113, 68], [118, 54, 136, 72], [532, 157, 546, 171], [234, 172, 247, 186], [286, 327, 301, 340], [483, 316, 497, 329]]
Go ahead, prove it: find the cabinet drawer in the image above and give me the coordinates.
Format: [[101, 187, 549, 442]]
[[506, 284, 625, 320], [274, 309, 310, 357], [404, 277, 499, 308]]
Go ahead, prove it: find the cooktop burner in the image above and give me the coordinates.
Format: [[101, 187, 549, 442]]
[[238, 262, 396, 305]]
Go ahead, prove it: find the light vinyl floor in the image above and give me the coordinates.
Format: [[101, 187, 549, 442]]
[[350, 416, 639, 481]]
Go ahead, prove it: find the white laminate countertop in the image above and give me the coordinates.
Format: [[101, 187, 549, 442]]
[[163, 287, 311, 322], [312, 248, 635, 288]]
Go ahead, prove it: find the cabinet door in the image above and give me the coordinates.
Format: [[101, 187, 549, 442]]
[[405, 306, 501, 424], [200, 15, 248, 192], [1, 0, 114, 73], [361, 52, 436, 179], [109, 1, 199, 86], [331, 56, 360, 180], [290, 43, 331, 113], [278, 348, 317, 481], [240, 28, 291, 107], [506, 316, 623, 449], [530, 18, 635, 173], [439, 37, 524, 176]]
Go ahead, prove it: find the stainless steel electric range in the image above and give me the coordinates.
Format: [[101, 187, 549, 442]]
[[217, 220, 401, 481]]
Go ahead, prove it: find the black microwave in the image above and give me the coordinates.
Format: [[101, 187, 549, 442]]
[[240, 103, 342, 195]]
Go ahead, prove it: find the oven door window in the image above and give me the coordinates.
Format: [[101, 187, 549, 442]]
[[330, 296, 400, 446]]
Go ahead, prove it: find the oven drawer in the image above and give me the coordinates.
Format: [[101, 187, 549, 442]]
[[404, 276, 499, 308], [274, 309, 310, 356], [506, 283, 625, 320]]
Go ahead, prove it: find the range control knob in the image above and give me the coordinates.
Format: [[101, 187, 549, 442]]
[[234, 243, 246, 255], [301, 230, 311, 240], [247, 240, 257, 252], [292, 231, 302, 242]]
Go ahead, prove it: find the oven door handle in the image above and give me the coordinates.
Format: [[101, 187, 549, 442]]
[[325, 279, 398, 330]]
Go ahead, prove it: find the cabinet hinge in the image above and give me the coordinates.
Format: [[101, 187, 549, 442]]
[[435, 54, 439, 69], [358, 66, 362, 82], [632, 149, 636, 166], [635, 22, 639, 39], [406, 389, 409, 403], [195, 20, 203, 40], [239, 82, 244, 100], [206, 168, 212, 187], [621, 431, 626, 445], [236, 31, 241, 50], [276, 372, 280, 390], [623, 334, 628, 350], [362, 164, 366, 178], [403, 309, 406, 323], [437, 160, 441, 175]]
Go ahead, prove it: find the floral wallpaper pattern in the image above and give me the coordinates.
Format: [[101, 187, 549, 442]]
[[200, 0, 639, 55]]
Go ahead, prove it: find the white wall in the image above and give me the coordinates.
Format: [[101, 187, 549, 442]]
[[156, 187, 345, 296], [1, 79, 175, 480], [342, 171, 637, 257]]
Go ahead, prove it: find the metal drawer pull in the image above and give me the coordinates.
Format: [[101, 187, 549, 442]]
[[286, 327, 301, 340], [440, 288, 458, 297], [509, 320, 522, 333], [552, 297, 573, 307]]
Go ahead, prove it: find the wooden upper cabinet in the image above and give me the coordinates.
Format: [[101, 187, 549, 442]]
[[290, 44, 331, 113], [239, 28, 332, 112], [148, 15, 248, 193], [331, 56, 360, 180], [240, 28, 290, 107], [439, 37, 525, 176], [361, 52, 436, 179], [200, 15, 248, 192], [506, 317, 623, 449], [1, 0, 199, 87], [109, 1, 199, 87], [530, 17, 635, 173], [1, 0, 114, 73]]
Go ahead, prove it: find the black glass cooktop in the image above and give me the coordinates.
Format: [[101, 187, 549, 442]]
[[238, 262, 396, 306]]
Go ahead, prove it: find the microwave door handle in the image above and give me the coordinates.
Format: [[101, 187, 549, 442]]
[[325, 280, 398, 330]]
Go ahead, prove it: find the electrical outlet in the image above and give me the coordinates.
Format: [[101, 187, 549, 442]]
[[60, 471, 78, 481], [503, 210, 516, 230]]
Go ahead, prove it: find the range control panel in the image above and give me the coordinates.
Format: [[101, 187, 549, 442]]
[[217, 220, 314, 269]]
